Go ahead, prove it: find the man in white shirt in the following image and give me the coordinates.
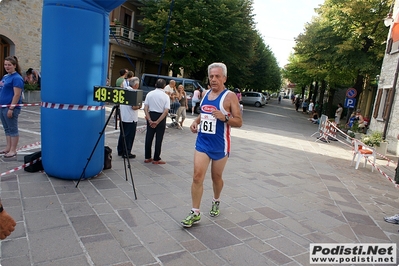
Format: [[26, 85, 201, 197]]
[[117, 77, 141, 159], [163, 80, 175, 97], [143, 79, 170, 164], [164, 80, 180, 115], [308, 99, 314, 115]]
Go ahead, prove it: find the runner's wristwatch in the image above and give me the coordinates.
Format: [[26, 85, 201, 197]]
[[224, 115, 229, 123]]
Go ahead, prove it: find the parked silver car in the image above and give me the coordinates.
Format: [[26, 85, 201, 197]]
[[241, 92, 267, 107]]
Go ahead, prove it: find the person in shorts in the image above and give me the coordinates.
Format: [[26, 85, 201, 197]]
[[181, 62, 242, 228]]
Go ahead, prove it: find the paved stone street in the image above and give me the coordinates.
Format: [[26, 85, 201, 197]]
[[0, 98, 398, 266]]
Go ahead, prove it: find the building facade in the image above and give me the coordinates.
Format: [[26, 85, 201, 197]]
[[370, 0, 399, 155], [0, 0, 42, 78]]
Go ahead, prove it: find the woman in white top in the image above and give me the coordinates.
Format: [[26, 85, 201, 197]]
[[191, 86, 201, 115]]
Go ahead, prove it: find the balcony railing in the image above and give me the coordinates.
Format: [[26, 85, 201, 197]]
[[109, 24, 142, 45]]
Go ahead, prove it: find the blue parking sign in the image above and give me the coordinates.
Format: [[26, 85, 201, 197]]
[[344, 97, 356, 108]]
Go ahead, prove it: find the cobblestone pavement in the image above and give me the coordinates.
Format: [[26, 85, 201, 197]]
[[0, 98, 398, 266]]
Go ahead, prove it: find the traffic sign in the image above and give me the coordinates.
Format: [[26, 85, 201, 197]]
[[346, 88, 357, 98], [344, 97, 356, 108]]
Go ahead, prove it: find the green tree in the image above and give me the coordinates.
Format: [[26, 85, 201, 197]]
[[247, 34, 281, 92], [284, 0, 390, 116], [317, 0, 389, 95], [139, 0, 280, 89]]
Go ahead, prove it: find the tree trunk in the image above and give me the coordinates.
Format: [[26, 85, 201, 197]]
[[326, 87, 336, 118], [318, 80, 326, 116]]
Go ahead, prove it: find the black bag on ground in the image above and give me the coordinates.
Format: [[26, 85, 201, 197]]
[[24, 151, 44, 172], [104, 146, 112, 170]]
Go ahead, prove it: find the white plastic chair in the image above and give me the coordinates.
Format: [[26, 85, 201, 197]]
[[351, 140, 376, 172]]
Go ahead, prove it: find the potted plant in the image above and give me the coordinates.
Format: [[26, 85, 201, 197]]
[[351, 121, 364, 140], [23, 83, 41, 103], [346, 130, 355, 143], [361, 131, 388, 158]]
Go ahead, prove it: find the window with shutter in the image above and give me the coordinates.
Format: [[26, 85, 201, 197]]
[[374, 88, 393, 120], [383, 88, 393, 120], [373, 89, 382, 118], [387, 38, 393, 54]]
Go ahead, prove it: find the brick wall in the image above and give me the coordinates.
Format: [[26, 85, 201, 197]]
[[0, 0, 42, 73]]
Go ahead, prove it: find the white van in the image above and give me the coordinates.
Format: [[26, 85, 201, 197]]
[[140, 73, 205, 113]]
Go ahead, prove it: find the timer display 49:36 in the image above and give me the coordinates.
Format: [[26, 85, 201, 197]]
[[93, 86, 143, 106]]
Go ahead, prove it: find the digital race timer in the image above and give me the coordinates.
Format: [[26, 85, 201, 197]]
[[93, 86, 143, 106]]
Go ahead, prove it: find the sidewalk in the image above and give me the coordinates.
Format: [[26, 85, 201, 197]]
[[0, 100, 398, 266]]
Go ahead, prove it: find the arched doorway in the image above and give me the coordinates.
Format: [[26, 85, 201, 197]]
[[0, 36, 11, 78]]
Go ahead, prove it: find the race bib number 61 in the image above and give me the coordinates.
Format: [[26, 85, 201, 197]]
[[200, 113, 217, 134]]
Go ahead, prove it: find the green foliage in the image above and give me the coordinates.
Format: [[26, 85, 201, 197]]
[[24, 83, 40, 91], [139, 0, 281, 89], [247, 34, 281, 92], [347, 130, 355, 138], [284, 0, 390, 97], [361, 131, 385, 147], [351, 121, 360, 133]]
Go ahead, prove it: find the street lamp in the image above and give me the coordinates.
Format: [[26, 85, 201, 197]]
[[384, 3, 394, 27]]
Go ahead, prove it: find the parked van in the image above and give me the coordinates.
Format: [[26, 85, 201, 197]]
[[140, 73, 205, 113]]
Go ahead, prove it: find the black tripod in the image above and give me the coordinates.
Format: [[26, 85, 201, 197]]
[[76, 104, 137, 200]]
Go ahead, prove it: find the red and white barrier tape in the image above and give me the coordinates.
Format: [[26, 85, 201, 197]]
[[366, 158, 399, 188], [0, 103, 41, 108], [17, 142, 41, 152], [41, 102, 104, 111], [0, 158, 41, 177], [321, 121, 399, 188], [328, 121, 397, 167]]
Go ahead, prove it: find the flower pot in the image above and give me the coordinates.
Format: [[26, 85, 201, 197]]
[[375, 142, 388, 159], [23, 90, 41, 103]]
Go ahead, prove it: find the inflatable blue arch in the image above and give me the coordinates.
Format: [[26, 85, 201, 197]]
[[41, 0, 125, 179]]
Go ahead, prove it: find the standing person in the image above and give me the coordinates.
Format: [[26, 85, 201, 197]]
[[117, 77, 141, 158], [163, 80, 176, 97], [302, 99, 308, 114], [175, 84, 187, 129], [0, 56, 24, 158], [164, 80, 180, 114], [0, 198, 16, 240], [295, 97, 301, 112], [115, 68, 128, 87], [234, 88, 242, 103], [278, 94, 282, 104], [335, 103, 343, 125], [181, 62, 242, 228], [308, 99, 314, 115], [143, 79, 170, 164], [121, 70, 134, 88], [191, 86, 201, 115]]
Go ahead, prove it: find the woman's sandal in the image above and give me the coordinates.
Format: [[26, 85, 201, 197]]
[[4, 153, 17, 158], [0, 150, 9, 154]]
